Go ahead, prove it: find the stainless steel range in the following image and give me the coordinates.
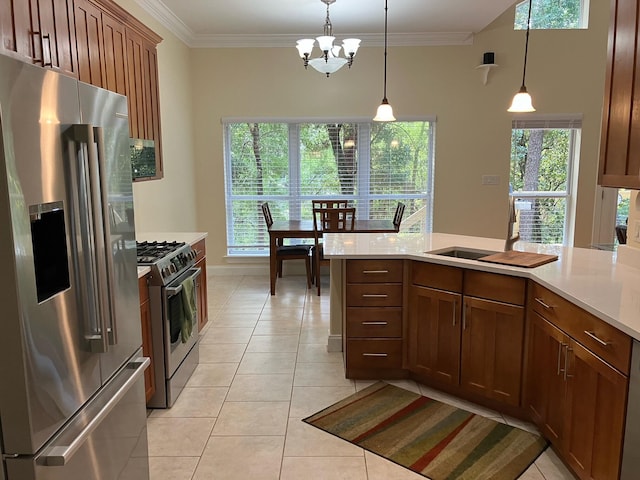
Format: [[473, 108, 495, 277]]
[[137, 241, 201, 408]]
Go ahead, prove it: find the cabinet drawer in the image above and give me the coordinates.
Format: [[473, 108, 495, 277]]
[[464, 270, 526, 305], [192, 238, 206, 262], [346, 259, 403, 283], [411, 261, 463, 292], [138, 275, 149, 304], [346, 339, 403, 369], [346, 308, 402, 338], [346, 284, 403, 307], [530, 283, 632, 374]]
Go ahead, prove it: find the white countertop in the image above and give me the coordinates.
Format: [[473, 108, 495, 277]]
[[324, 232, 640, 341], [137, 266, 151, 278]]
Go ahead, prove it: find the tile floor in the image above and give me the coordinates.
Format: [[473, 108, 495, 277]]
[[146, 273, 576, 480]]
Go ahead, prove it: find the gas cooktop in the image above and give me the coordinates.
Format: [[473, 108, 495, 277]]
[[136, 241, 197, 286]]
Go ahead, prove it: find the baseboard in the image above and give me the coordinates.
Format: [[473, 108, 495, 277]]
[[327, 334, 343, 353]]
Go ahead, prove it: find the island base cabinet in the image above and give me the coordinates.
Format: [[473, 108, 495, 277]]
[[460, 297, 525, 407], [407, 285, 461, 386], [526, 313, 628, 480]]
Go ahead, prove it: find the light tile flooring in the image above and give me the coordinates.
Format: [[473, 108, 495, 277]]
[[147, 273, 576, 480]]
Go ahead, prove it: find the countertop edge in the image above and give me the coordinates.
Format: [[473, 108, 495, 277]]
[[324, 232, 640, 341]]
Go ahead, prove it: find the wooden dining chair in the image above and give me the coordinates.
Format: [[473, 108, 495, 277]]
[[261, 203, 312, 289], [311, 199, 349, 209], [393, 202, 406, 232], [312, 206, 355, 295]]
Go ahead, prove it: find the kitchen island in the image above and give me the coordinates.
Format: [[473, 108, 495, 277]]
[[323, 231, 640, 480]]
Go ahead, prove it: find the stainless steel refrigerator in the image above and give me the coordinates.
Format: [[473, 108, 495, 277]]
[[0, 54, 150, 479]]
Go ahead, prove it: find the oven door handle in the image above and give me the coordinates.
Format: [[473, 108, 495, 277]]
[[165, 267, 201, 297]]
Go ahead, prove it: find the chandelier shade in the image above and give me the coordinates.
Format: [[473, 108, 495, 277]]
[[296, 0, 360, 77], [508, 0, 536, 112]]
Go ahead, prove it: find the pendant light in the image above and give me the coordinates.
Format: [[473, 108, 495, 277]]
[[508, 0, 535, 113], [373, 0, 396, 122]]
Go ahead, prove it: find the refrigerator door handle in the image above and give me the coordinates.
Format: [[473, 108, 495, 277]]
[[41, 357, 150, 466], [93, 126, 118, 346], [67, 125, 108, 353]]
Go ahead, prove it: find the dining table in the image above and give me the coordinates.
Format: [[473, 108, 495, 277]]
[[268, 218, 396, 295]]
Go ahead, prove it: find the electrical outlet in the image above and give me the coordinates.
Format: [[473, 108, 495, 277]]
[[482, 175, 500, 185]]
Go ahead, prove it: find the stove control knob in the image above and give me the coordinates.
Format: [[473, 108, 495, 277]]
[[169, 264, 177, 273], [161, 267, 169, 277]]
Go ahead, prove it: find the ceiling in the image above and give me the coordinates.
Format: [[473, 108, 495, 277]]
[[136, 0, 519, 48]]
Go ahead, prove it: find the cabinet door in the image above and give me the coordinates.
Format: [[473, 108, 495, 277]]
[[599, 0, 640, 188], [525, 312, 569, 446], [563, 340, 628, 480], [407, 285, 461, 385], [101, 11, 127, 95], [195, 257, 208, 332], [31, 0, 76, 75], [74, 0, 106, 87], [460, 296, 525, 406], [0, 0, 34, 60]]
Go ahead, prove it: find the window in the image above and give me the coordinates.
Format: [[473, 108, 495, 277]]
[[510, 116, 581, 245], [223, 119, 434, 255], [514, 0, 589, 30]]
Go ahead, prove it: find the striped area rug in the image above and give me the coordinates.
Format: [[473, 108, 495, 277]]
[[303, 382, 547, 480]]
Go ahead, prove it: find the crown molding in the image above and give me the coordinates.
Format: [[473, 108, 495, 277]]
[[135, 0, 474, 48]]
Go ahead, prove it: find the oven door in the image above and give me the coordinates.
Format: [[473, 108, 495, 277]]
[[162, 267, 201, 378]]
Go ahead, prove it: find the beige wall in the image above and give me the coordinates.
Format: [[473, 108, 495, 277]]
[[116, 0, 198, 234], [119, 1, 610, 265]]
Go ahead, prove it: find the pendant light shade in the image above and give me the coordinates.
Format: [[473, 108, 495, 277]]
[[508, 0, 536, 113], [373, 0, 395, 122]]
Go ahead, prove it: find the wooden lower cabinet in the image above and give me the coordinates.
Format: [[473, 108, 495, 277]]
[[460, 296, 525, 406], [407, 285, 461, 385], [525, 312, 628, 480], [193, 238, 208, 332], [138, 274, 155, 403]]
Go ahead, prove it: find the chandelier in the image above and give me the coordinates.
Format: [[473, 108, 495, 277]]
[[296, 0, 361, 77]]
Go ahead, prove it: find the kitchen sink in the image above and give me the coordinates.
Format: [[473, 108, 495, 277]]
[[427, 247, 499, 260]]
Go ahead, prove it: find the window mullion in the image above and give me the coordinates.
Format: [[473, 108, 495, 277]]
[[289, 124, 301, 220], [358, 123, 371, 219]]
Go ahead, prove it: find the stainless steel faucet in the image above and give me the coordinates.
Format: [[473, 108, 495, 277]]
[[505, 196, 520, 251]]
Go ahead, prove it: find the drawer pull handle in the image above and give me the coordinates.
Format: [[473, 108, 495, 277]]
[[362, 270, 389, 274], [584, 330, 610, 347], [361, 321, 388, 326], [362, 294, 388, 298], [362, 353, 388, 357], [535, 298, 553, 310]]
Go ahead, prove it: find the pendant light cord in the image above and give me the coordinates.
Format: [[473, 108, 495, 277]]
[[521, 0, 533, 88], [382, 0, 389, 101]]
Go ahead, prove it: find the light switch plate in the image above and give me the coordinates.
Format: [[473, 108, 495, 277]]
[[482, 175, 500, 185]]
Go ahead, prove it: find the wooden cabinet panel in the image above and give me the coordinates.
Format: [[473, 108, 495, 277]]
[[411, 261, 463, 292], [346, 339, 403, 370], [346, 307, 402, 338], [526, 294, 630, 480], [525, 313, 567, 445], [0, 0, 33, 59], [407, 285, 461, 385], [346, 259, 403, 283], [464, 270, 526, 306], [346, 284, 403, 307], [101, 11, 126, 95], [564, 340, 628, 480], [195, 256, 208, 332], [138, 275, 155, 403], [74, 0, 105, 87], [530, 282, 631, 374], [460, 296, 525, 406], [31, 0, 77, 75], [599, 0, 640, 188]]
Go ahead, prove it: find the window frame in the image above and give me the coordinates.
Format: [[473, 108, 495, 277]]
[[514, 0, 589, 30], [510, 114, 582, 246], [222, 117, 435, 256]]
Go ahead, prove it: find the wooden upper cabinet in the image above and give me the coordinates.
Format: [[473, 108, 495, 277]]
[[31, 0, 77, 75], [1, 0, 76, 75], [0, 0, 33, 59], [101, 11, 127, 95], [599, 0, 640, 188], [74, 0, 106, 86]]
